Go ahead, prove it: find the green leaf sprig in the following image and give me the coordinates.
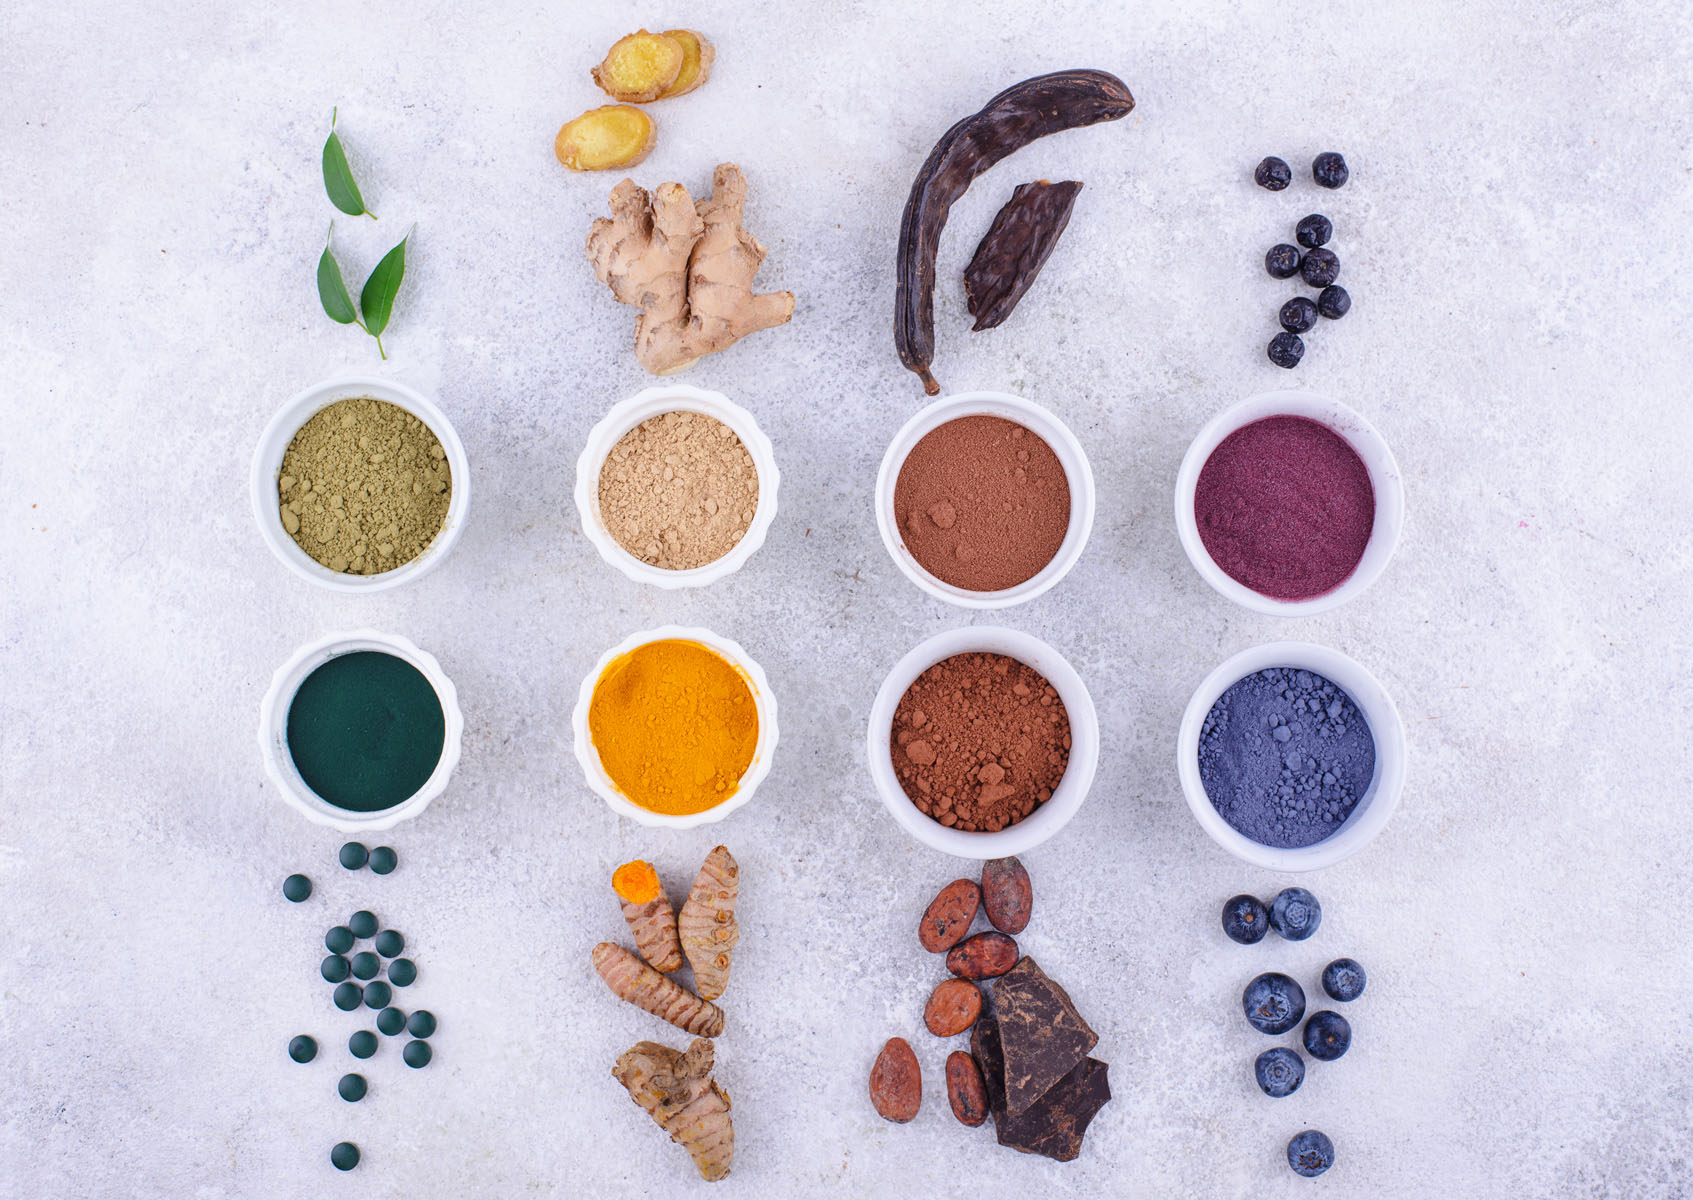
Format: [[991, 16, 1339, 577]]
[[314, 108, 413, 359], [322, 108, 374, 219]]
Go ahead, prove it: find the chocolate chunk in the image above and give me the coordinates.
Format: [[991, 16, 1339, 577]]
[[971, 1014, 1110, 1161], [992, 957, 1098, 1116]]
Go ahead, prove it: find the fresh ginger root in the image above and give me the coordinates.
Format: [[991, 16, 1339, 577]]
[[555, 105, 656, 172], [613, 860, 684, 973], [614, 1038, 734, 1182], [656, 31, 714, 99], [592, 31, 686, 103], [585, 163, 794, 375], [679, 845, 740, 1001], [593, 942, 726, 1037]]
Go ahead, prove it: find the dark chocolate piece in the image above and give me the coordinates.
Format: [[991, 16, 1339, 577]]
[[992, 957, 1098, 1116], [964, 180, 1083, 332], [972, 1014, 1111, 1161]]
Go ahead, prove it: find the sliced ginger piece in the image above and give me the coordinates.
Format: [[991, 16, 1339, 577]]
[[592, 30, 685, 103], [555, 105, 656, 172], [656, 30, 715, 99]]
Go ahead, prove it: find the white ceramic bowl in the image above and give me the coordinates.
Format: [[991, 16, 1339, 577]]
[[572, 625, 779, 829], [258, 630, 465, 833], [250, 374, 472, 592], [875, 392, 1096, 610], [866, 626, 1100, 859], [1174, 390, 1404, 616], [574, 385, 780, 589], [1177, 641, 1406, 871]]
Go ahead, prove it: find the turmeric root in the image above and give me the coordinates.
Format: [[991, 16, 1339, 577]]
[[656, 31, 714, 99], [554, 105, 656, 172], [679, 845, 739, 1001], [585, 163, 794, 375], [614, 1038, 734, 1182], [593, 942, 725, 1037], [613, 859, 684, 973], [592, 30, 686, 103]]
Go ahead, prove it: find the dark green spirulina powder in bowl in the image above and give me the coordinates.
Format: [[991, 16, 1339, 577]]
[[286, 651, 445, 813]]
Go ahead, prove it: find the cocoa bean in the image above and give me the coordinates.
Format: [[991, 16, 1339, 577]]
[[869, 1037, 922, 1123], [981, 856, 1033, 934], [918, 878, 981, 953], [946, 1049, 989, 1126], [946, 931, 1019, 980], [924, 978, 984, 1037]]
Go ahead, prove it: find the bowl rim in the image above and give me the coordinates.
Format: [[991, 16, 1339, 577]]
[[571, 624, 779, 829], [874, 391, 1096, 610], [257, 629, 465, 832], [865, 625, 1100, 859], [1175, 640, 1407, 871], [1173, 389, 1405, 616], [574, 384, 780, 590], [249, 373, 472, 593]]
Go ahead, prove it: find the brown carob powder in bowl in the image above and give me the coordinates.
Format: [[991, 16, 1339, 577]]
[[890, 652, 1071, 833], [893, 416, 1071, 592], [597, 411, 758, 570]]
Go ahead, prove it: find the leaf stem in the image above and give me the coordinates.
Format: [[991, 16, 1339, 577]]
[[375, 332, 386, 360]]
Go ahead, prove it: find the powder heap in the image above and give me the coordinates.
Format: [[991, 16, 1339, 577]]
[[278, 397, 452, 575], [1197, 667, 1375, 849], [891, 652, 1071, 833], [285, 651, 446, 813], [893, 416, 1071, 592], [587, 638, 758, 816], [1193, 415, 1374, 601], [597, 411, 759, 570]]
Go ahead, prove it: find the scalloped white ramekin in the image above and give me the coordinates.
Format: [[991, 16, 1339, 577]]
[[575, 385, 779, 589], [573, 625, 779, 829], [866, 625, 1100, 859], [250, 374, 472, 592], [1177, 641, 1406, 871], [258, 630, 465, 833]]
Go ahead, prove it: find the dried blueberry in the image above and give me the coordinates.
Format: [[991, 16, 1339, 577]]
[[283, 874, 312, 903], [1288, 1129, 1336, 1176], [1243, 972, 1306, 1035], [1265, 244, 1301, 279], [1280, 297, 1319, 334], [1267, 332, 1305, 369], [1255, 1047, 1305, 1098], [1312, 152, 1349, 189], [1318, 285, 1351, 321], [1322, 957, 1367, 1001], [330, 1142, 360, 1171], [1304, 1010, 1352, 1061], [1222, 895, 1270, 944], [288, 1035, 318, 1064], [1254, 156, 1292, 191], [1296, 214, 1332, 248], [1270, 888, 1323, 940], [1299, 248, 1340, 288]]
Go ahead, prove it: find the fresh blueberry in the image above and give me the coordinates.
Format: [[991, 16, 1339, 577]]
[[1323, 958, 1367, 1001], [283, 874, 312, 903], [1303, 1010, 1352, 1061], [1265, 243, 1302, 279], [1288, 1129, 1336, 1176], [1296, 214, 1333, 248], [339, 842, 369, 871], [1243, 972, 1306, 1035], [1280, 297, 1319, 334], [1270, 888, 1323, 940], [1255, 156, 1292, 191], [1267, 332, 1305, 369], [1223, 894, 1270, 944], [1255, 1047, 1305, 1098], [1312, 152, 1349, 189], [1299, 248, 1340, 288], [1318, 285, 1351, 320]]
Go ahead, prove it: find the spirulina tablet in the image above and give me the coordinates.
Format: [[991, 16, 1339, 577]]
[[388, 958, 417, 987], [333, 982, 363, 1011], [407, 1010, 436, 1038], [350, 952, 380, 980], [363, 981, 393, 1010], [288, 1035, 318, 1063], [338, 1073, 367, 1102], [283, 874, 312, 902], [369, 846, 398, 875], [339, 842, 369, 871], [403, 1040, 432, 1069], [348, 1031, 377, 1059], [374, 929, 404, 958], [321, 955, 351, 984], [377, 1007, 406, 1036], [325, 926, 354, 955], [330, 1142, 360, 1171], [349, 910, 378, 939]]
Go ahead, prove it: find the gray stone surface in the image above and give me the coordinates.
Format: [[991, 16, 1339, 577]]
[[3, 1, 1691, 1195]]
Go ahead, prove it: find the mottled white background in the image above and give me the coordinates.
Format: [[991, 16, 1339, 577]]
[[3, 0, 1691, 1196]]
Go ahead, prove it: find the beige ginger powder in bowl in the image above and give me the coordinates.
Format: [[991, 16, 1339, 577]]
[[596, 410, 758, 569]]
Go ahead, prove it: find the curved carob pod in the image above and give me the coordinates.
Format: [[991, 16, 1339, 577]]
[[965, 179, 1083, 332], [894, 70, 1134, 395]]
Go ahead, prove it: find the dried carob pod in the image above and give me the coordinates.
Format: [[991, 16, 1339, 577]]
[[964, 180, 1083, 331], [894, 70, 1134, 394]]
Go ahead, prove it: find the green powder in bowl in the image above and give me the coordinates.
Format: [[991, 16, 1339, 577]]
[[286, 651, 445, 813]]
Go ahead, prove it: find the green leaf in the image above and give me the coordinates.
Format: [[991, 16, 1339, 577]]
[[359, 228, 411, 358], [316, 224, 360, 325], [322, 108, 372, 218]]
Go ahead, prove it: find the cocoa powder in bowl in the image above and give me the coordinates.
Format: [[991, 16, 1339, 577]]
[[893, 416, 1071, 592], [890, 652, 1071, 833]]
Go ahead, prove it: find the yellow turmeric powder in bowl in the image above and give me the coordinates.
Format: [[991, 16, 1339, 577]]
[[588, 639, 759, 816]]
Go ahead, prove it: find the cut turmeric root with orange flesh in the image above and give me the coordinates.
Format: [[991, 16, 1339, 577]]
[[593, 942, 725, 1037], [614, 1038, 734, 1182], [592, 30, 685, 103], [679, 845, 740, 1001], [657, 30, 715, 99], [614, 859, 684, 973], [554, 105, 656, 172]]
